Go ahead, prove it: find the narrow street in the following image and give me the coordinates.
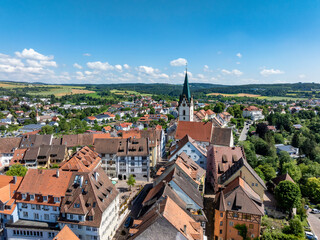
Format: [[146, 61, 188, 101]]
[[307, 211, 320, 239], [239, 122, 251, 141], [113, 183, 152, 240]]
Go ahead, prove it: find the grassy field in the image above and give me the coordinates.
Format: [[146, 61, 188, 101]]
[[207, 92, 262, 97], [28, 86, 95, 97], [110, 89, 151, 96], [0, 82, 27, 88], [0, 82, 95, 97], [257, 96, 308, 101], [207, 92, 308, 101]]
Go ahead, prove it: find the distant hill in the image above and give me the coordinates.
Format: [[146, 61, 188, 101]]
[[0, 80, 319, 99]]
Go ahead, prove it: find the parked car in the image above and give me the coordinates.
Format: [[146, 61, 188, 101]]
[[311, 209, 320, 214], [305, 231, 318, 240], [124, 216, 133, 228]]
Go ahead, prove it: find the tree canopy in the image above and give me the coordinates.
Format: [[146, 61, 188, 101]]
[[6, 164, 28, 177]]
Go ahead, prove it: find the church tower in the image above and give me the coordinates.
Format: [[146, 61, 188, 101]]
[[178, 69, 194, 121]]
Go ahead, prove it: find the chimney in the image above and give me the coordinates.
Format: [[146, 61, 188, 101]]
[[239, 170, 242, 178], [56, 169, 59, 178], [183, 225, 187, 233], [13, 176, 17, 184]]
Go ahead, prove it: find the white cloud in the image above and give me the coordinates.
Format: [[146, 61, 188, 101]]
[[39, 60, 57, 67], [203, 65, 211, 72], [123, 64, 130, 69], [73, 63, 83, 69], [299, 74, 306, 79], [236, 53, 242, 58], [0, 55, 24, 67], [26, 59, 57, 68], [221, 69, 243, 76], [83, 53, 91, 56], [197, 74, 205, 79], [87, 61, 114, 71], [15, 48, 53, 61], [260, 68, 284, 76], [236, 62, 240, 65], [85, 71, 93, 75], [115, 64, 123, 71], [170, 58, 187, 67], [138, 65, 156, 74]]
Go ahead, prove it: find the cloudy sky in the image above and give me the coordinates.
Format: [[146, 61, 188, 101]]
[[0, 0, 320, 85]]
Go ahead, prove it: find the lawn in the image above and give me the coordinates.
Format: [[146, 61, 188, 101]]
[[207, 92, 262, 97], [28, 85, 95, 97], [110, 89, 151, 96], [257, 96, 308, 101]]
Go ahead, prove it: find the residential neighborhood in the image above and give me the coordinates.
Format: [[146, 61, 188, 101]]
[[0, 71, 319, 240]]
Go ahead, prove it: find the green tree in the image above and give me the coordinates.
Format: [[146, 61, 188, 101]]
[[126, 174, 136, 190], [275, 180, 301, 217], [234, 224, 249, 240], [303, 177, 320, 203], [281, 161, 302, 183], [274, 133, 284, 144], [41, 125, 54, 135], [115, 114, 121, 121], [291, 132, 301, 148], [214, 102, 225, 113], [256, 123, 269, 139], [282, 218, 304, 237], [6, 164, 28, 177], [255, 164, 276, 182], [149, 107, 155, 114]]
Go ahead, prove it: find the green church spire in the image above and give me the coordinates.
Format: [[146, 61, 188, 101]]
[[181, 66, 191, 103]]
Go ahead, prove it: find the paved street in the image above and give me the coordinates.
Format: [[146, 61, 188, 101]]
[[239, 122, 251, 141], [113, 183, 152, 240], [308, 211, 320, 239]]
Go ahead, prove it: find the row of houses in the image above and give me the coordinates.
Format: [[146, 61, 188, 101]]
[[0, 147, 120, 240], [0, 127, 165, 181]]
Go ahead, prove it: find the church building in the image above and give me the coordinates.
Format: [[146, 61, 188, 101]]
[[178, 70, 194, 121]]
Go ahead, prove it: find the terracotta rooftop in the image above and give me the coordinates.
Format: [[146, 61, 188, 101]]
[[206, 146, 245, 190], [53, 225, 79, 240], [175, 121, 213, 143], [129, 196, 203, 240], [59, 167, 119, 228], [16, 169, 72, 205], [215, 177, 264, 216], [0, 137, 21, 154], [9, 148, 27, 166], [175, 121, 232, 146], [60, 146, 101, 172], [272, 173, 295, 185]]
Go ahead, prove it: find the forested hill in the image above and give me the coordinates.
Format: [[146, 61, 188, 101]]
[[1, 80, 320, 98], [83, 82, 320, 98]]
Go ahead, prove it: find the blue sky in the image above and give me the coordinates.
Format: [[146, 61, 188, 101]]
[[0, 0, 320, 85]]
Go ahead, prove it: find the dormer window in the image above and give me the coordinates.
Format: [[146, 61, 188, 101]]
[[43, 196, 48, 202], [30, 194, 35, 200], [54, 197, 60, 202], [74, 203, 80, 208], [22, 194, 26, 200]]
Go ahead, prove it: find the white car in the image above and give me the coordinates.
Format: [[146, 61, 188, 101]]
[[311, 209, 320, 214], [305, 231, 318, 240]]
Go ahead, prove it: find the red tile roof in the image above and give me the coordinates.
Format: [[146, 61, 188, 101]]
[[16, 169, 72, 205], [175, 121, 213, 143], [60, 146, 101, 172], [53, 225, 79, 240]]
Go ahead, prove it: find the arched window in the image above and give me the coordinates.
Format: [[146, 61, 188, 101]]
[[183, 110, 186, 115]]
